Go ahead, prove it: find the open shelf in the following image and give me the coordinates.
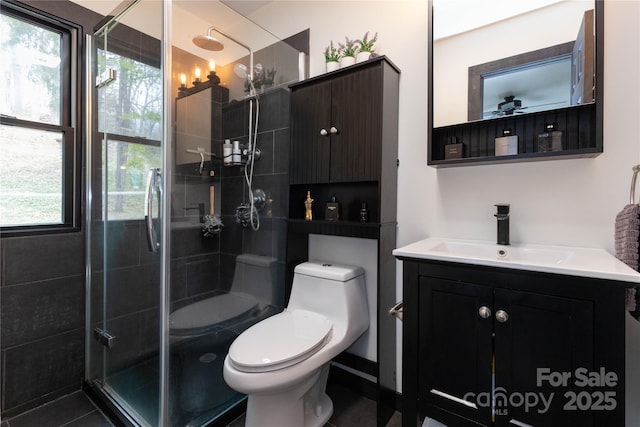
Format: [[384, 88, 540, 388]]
[[287, 219, 381, 239], [429, 103, 600, 167]]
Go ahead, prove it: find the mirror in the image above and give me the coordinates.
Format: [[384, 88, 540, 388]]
[[433, 0, 597, 128]]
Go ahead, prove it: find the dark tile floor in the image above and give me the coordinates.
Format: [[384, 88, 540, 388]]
[[0, 384, 401, 427], [1, 391, 114, 427], [227, 383, 402, 427]]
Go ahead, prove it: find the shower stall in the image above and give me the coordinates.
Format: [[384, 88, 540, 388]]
[[84, 1, 305, 425]]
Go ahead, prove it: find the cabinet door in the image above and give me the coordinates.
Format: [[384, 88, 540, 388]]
[[329, 67, 382, 183], [419, 277, 493, 426], [493, 288, 594, 427], [290, 80, 332, 184]]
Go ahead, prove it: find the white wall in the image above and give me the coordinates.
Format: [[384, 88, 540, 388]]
[[308, 235, 379, 362], [247, 0, 640, 394]]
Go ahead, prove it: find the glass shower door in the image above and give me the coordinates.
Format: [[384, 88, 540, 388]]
[[86, 1, 164, 425]]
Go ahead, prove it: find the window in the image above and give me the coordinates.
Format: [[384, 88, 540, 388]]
[[0, 1, 79, 234], [96, 47, 162, 221]]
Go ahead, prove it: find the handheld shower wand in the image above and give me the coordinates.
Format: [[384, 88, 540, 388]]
[[193, 25, 261, 231]]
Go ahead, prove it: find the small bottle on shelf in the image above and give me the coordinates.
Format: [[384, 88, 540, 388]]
[[495, 128, 518, 156], [360, 202, 369, 223], [537, 123, 563, 152]]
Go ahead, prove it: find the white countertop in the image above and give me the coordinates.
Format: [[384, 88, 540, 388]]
[[393, 237, 640, 283]]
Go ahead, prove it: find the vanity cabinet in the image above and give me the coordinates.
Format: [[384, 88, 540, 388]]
[[287, 56, 400, 427], [400, 259, 626, 427]]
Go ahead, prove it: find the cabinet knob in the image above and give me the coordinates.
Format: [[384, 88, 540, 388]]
[[330, 126, 339, 134], [478, 306, 491, 319], [320, 128, 328, 136], [495, 309, 509, 323]]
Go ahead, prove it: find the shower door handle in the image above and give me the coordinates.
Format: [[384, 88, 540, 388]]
[[145, 168, 161, 253]]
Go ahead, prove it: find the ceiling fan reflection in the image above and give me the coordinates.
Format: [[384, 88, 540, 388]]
[[488, 96, 567, 117]]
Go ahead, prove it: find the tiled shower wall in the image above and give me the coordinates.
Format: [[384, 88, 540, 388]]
[[219, 88, 290, 307]]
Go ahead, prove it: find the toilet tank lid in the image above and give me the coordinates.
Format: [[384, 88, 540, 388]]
[[236, 253, 277, 267], [295, 261, 364, 282]]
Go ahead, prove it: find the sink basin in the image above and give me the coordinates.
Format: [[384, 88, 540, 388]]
[[431, 240, 574, 265], [393, 237, 640, 283]]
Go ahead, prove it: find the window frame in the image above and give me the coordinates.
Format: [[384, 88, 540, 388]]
[[0, 0, 82, 236]]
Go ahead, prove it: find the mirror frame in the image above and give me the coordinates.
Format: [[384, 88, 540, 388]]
[[428, 0, 604, 167]]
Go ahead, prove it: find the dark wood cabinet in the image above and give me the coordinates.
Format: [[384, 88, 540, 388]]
[[400, 259, 626, 427], [287, 56, 400, 427], [290, 62, 382, 184], [418, 277, 493, 426]]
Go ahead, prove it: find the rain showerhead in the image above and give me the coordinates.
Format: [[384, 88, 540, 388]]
[[193, 26, 254, 79], [192, 33, 224, 51]]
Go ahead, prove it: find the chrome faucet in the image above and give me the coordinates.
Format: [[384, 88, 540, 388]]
[[494, 204, 510, 245]]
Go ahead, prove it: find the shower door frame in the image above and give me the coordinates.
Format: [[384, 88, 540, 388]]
[[84, 0, 172, 425]]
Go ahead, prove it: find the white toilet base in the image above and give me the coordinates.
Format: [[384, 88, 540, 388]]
[[243, 365, 334, 427], [306, 392, 333, 427]]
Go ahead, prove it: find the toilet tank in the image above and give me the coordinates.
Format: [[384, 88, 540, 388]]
[[231, 254, 281, 306], [288, 261, 368, 335]]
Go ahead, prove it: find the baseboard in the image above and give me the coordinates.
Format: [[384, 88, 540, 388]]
[[329, 363, 378, 401], [328, 363, 403, 414], [334, 352, 378, 377]]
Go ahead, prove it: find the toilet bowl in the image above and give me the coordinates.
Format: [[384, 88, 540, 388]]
[[223, 261, 369, 427], [169, 254, 280, 340]]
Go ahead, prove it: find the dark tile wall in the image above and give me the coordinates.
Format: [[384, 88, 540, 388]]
[[218, 88, 290, 309], [1, 233, 86, 418], [169, 82, 229, 313]]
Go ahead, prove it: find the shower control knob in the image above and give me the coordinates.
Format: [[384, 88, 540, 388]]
[[478, 306, 491, 319], [330, 126, 339, 134], [320, 128, 328, 136], [495, 309, 509, 323]]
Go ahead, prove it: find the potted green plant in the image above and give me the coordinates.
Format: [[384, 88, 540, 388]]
[[338, 36, 358, 68], [324, 40, 340, 72], [264, 67, 276, 88], [357, 31, 378, 63]]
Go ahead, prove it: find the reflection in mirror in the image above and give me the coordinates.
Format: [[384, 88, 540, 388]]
[[469, 41, 576, 120], [433, 0, 595, 128]]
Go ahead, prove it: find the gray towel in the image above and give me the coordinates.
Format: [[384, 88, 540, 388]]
[[614, 204, 640, 311]]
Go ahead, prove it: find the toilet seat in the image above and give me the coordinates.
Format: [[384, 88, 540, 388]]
[[228, 309, 333, 373], [170, 292, 259, 336]]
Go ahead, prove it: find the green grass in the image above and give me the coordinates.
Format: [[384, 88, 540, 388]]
[[0, 125, 63, 225]]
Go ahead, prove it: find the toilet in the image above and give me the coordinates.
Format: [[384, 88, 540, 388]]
[[169, 254, 280, 340], [223, 261, 369, 427]]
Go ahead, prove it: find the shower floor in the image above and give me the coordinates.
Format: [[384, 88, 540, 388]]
[[101, 328, 244, 427]]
